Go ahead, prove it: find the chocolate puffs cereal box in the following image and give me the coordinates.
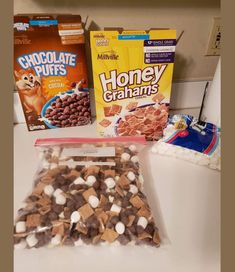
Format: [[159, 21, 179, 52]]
[[90, 29, 176, 140], [14, 14, 91, 131]]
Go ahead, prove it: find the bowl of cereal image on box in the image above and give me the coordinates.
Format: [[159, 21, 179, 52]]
[[114, 102, 170, 140], [41, 88, 91, 129]]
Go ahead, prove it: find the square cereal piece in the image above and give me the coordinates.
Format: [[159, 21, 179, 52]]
[[92, 234, 102, 244], [153, 230, 161, 245], [127, 215, 136, 227], [138, 231, 152, 240], [37, 196, 51, 207], [129, 195, 145, 209], [82, 187, 97, 201], [117, 128, 126, 135], [23, 202, 36, 211], [99, 119, 111, 127], [52, 222, 65, 236], [110, 104, 122, 115], [115, 185, 125, 197], [104, 169, 116, 177], [98, 218, 105, 233], [78, 203, 94, 220], [96, 210, 109, 224], [76, 222, 88, 235], [118, 174, 130, 189], [104, 106, 113, 117], [137, 206, 151, 219], [32, 182, 46, 195], [125, 115, 133, 121], [41, 175, 55, 185], [38, 205, 51, 215], [99, 194, 108, 207], [84, 166, 100, 178], [101, 228, 119, 243], [126, 102, 138, 111], [152, 93, 165, 103], [26, 214, 41, 227], [65, 169, 81, 178]]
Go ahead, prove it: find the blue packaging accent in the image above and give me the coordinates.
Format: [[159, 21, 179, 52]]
[[29, 20, 58, 26], [164, 115, 220, 156], [118, 34, 150, 40]]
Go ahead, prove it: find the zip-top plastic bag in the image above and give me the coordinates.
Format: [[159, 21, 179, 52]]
[[14, 137, 161, 249], [151, 114, 221, 170]]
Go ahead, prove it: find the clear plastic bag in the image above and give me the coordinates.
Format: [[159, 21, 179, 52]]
[[14, 137, 161, 249], [151, 114, 221, 171]]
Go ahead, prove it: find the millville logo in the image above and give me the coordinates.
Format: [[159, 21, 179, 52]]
[[97, 50, 119, 60]]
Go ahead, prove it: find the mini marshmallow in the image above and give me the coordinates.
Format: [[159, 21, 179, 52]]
[[26, 234, 38, 248], [112, 240, 121, 246], [121, 153, 131, 162], [37, 226, 48, 233], [74, 239, 84, 247], [74, 177, 85, 185], [128, 240, 135, 246], [129, 145, 137, 152], [131, 155, 139, 163], [55, 194, 66, 205], [115, 176, 120, 181], [59, 211, 65, 219], [137, 216, 148, 229], [42, 161, 50, 169], [110, 204, 121, 214], [14, 239, 27, 250], [53, 188, 63, 197], [104, 177, 116, 189], [15, 221, 26, 233], [115, 221, 125, 234], [116, 199, 122, 206], [70, 211, 81, 223], [50, 163, 58, 169], [86, 175, 96, 186], [51, 147, 60, 157], [38, 151, 45, 160], [129, 184, 138, 195], [139, 175, 144, 184], [51, 234, 61, 246], [109, 195, 114, 203], [127, 171, 135, 181], [43, 185, 54, 197], [88, 195, 99, 208], [101, 241, 109, 246]]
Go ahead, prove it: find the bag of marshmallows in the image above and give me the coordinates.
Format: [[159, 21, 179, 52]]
[[151, 114, 221, 171], [14, 137, 161, 249]]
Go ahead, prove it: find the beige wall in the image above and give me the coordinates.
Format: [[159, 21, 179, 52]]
[[14, 0, 220, 82]]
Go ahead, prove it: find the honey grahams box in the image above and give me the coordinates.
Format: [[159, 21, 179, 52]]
[[90, 29, 176, 140]]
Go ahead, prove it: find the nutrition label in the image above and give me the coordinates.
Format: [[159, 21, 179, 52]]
[[144, 39, 176, 64]]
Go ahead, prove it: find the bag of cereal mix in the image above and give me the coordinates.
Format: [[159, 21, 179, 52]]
[[14, 137, 162, 249]]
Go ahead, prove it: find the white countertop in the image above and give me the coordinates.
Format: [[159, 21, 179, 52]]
[[14, 122, 220, 272]]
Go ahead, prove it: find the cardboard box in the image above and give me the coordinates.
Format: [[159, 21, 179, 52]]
[[14, 14, 90, 131], [90, 29, 176, 140]]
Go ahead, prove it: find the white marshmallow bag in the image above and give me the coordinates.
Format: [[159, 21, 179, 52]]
[[151, 114, 221, 171]]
